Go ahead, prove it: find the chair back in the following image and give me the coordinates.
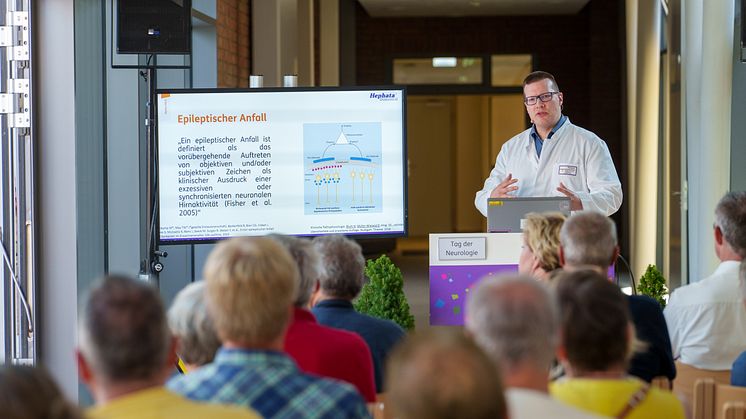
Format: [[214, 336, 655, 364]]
[[675, 361, 731, 404], [367, 402, 385, 419], [723, 402, 746, 419], [367, 393, 390, 419], [693, 379, 746, 419], [652, 375, 672, 390]]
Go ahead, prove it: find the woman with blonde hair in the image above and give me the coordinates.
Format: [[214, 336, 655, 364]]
[[518, 212, 566, 281]]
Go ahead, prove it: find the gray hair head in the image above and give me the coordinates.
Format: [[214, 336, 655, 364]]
[[167, 281, 220, 366], [714, 191, 746, 257], [270, 235, 322, 307], [560, 211, 617, 270], [312, 234, 365, 299], [78, 275, 171, 382], [466, 275, 559, 371]]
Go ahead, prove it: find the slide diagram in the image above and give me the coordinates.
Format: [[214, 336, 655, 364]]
[[303, 122, 382, 215]]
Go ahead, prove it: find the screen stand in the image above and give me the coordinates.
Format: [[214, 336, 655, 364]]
[[139, 62, 166, 284]]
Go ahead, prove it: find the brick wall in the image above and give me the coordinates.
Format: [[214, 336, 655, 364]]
[[217, 0, 250, 87], [355, 0, 624, 148]]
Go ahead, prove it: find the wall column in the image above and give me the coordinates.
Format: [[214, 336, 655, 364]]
[[319, 0, 339, 86], [626, 0, 661, 278], [683, 0, 734, 282], [252, 0, 297, 87], [36, 0, 79, 400]]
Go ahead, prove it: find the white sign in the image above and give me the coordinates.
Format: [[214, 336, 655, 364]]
[[438, 237, 486, 260]]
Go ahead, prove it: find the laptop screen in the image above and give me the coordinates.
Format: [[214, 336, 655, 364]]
[[487, 197, 571, 233]]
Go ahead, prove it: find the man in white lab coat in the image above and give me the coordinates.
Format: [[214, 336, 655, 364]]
[[475, 71, 622, 217]]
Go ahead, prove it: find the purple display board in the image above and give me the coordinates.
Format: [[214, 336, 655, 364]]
[[430, 264, 518, 326], [429, 264, 618, 326]]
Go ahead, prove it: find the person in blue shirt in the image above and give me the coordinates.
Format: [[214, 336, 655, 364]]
[[310, 234, 406, 393]]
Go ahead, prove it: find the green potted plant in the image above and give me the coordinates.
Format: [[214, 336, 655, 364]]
[[637, 264, 668, 308], [354, 254, 415, 331]]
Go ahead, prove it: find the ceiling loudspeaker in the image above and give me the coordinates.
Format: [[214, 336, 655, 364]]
[[117, 0, 192, 54]]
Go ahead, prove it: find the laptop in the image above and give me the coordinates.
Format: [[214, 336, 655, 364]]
[[487, 197, 571, 233]]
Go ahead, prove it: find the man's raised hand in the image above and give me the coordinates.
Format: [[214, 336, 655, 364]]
[[490, 173, 519, 198], [557, 182, 583, 211]]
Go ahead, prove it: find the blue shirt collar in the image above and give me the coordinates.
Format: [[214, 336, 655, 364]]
[[314, 299, 355, 310], [530, 114, 567, 142]]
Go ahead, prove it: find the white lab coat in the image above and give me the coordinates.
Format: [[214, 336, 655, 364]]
[[474, 119, 622, 217]]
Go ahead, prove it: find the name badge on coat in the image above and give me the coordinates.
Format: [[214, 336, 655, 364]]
[[558, 164, 578, 176]]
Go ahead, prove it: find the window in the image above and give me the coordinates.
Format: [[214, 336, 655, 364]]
[[393, 57, 483, 85], [490, 54, 532, 87]]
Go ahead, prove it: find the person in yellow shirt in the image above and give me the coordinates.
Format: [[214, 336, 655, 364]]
[[77, 275, 260, 419], [549, 270, 685, 419]]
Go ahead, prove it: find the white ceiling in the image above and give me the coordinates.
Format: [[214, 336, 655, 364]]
[[356, 0, 592, 17]]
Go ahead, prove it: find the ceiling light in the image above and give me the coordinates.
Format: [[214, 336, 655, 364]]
[[432, 57, 458, 68]]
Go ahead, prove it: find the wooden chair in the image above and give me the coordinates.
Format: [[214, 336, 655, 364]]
[[693, 379, 746, 419], [652, 375, 673, 390], [723, 402, 746, 419], [367, 393, 389, 419], [367, 402, 385, 419], [674, 361, 731, 404]]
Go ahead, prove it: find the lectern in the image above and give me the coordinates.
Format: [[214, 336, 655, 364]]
[[428, 233, 522, 326]]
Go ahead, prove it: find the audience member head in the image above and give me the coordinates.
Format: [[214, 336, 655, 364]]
[[713, 191, 746, 260], [203, 236, 298, 348], [167, 281, 220, 370], [553, 269, 634, 377], [77, 275, 173, 400], [559, 210, 619, 271], [270, 234, 321, 307], [0, 365, 83, 419], [466, 275, 559, 386], [312, 234, 365, 301], [519, 212, 566, 281], [386, 329, 507, 419]]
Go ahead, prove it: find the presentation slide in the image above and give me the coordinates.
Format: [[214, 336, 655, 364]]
[[156, 88, 407, 242]]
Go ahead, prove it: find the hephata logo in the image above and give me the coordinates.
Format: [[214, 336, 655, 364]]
[[369, 92, 398, 101]]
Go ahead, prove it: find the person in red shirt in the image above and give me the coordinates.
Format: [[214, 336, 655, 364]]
[[272, 235, 377, 402]]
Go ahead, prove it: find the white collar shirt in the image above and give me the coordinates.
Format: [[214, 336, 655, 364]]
[[664, 261, 746, 370], [506, 388, 608, 419], [475, 119, 622, 217]]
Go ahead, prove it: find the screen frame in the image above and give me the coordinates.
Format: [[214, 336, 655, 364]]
[[154, 85, 408, 245]]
